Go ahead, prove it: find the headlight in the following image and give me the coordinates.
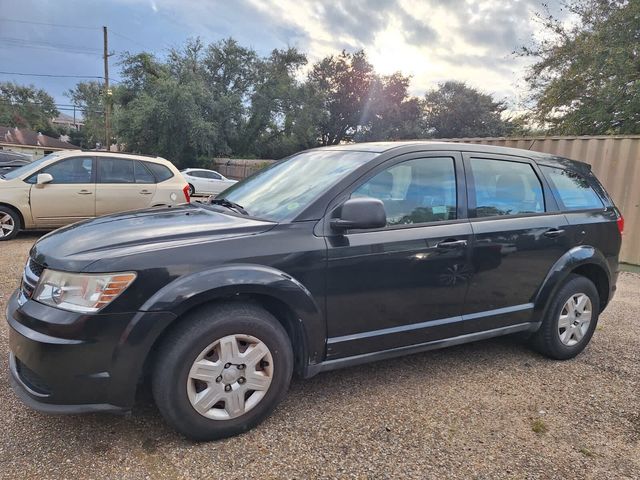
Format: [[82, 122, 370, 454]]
[[33, 270, 136, 313]]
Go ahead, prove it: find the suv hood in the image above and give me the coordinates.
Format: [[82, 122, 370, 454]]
[[30, 204, 276, 271]]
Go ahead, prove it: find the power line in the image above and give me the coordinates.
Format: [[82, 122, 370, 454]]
[[0, 71, 105, 80], [0, 36, 102, 54], [110, 30, 154, 52], [0, 17, 98, 30]]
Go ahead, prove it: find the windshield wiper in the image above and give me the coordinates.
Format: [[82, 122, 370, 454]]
[[208, 197, 249, 215]]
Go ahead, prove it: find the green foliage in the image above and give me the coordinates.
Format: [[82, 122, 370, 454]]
[[423, 81, 512, 138], [307, 50, 424, 145], [0, 82, 59, 132], [66, 81, 105, 148], [521, 0, 640, 134]]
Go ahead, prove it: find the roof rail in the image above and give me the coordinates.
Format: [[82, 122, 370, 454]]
[[80, 149, 159, 159]]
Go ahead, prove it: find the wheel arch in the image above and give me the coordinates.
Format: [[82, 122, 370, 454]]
[[533, 245, 612, 325], [0, 202, 25, 229], [113, 264, 326, 405]]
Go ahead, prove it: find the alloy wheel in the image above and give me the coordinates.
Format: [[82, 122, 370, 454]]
[[0, 213, 15, 238], [186, 334, 273, 420], [558, 293, 592, 346]]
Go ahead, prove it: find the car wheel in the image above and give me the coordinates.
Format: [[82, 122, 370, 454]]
[[188, 184, 195, 196], [152, 302, 293, 441], [530, 273, 600, 360], [0, 206, 20, 241]]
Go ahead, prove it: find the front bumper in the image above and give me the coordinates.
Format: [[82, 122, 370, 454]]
[[6, 290, 175, 413]]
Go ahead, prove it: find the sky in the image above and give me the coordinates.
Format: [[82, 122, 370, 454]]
[[0, 0, 562, 114]]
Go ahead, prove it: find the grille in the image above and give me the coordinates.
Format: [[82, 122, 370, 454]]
[[28, 259, 44, 277], [20, 258, 43, 301], [15, 358, 51, 395]]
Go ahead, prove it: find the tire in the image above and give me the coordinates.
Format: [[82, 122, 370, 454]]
[[152, 302, 293, 441], [0, 206, 21, 241], [188, 184, 195, 196], [530, 274, 600, 360]]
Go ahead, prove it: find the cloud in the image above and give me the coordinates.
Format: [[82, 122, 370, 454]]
[[0, 0, 556, 106]]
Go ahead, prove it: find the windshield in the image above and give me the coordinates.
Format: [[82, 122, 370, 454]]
[[219, 149, 377, 221], [2, 153, 61, 180]]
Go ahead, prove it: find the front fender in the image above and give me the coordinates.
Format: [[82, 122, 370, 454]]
[[135, 263, 325, 365], [531, 245, 611, 324]]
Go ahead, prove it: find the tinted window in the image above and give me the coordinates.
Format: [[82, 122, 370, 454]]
[[209, 171, 222, 180], [353, 157, 457, 225], [145, 162, 173, 182], [134, 161, 155, 183], [541, 166, 603, 210], [37, 157, 93, 184], [470, 158, 544, 217], [98, 158, 135, 183]]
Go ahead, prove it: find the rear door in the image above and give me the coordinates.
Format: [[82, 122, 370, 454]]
[[95, 157, 157, 216], [29, 156, 96, 227], [463, 153, 568, 327]]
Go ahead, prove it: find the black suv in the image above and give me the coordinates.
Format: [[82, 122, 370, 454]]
[[7, 142, 622, 440]]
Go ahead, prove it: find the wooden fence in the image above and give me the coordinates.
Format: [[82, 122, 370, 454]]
[[211, 135, 640, 265]]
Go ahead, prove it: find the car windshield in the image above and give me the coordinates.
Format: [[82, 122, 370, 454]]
[[2, 153, 61, 180], [218, 149, 377, 221]]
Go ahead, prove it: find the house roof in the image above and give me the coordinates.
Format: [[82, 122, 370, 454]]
[[0, 126, 80, 149]]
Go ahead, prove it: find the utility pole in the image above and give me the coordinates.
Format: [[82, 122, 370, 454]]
[[103, 26, 111, 150]]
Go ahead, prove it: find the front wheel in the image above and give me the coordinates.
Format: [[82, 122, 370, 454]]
[[0, 206, 20, 241], [152, 302, 293, 441], [530, 274, 600, 360]]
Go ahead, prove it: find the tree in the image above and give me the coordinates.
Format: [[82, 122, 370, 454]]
[[308, 50, 377, 145], [0, 82, 59, 133], [357, 73, 424, 141], [308, 50, 422, 145], [423, 81, 512, 138], [520, 0, 640, 134], [66, 81, 105, 148]]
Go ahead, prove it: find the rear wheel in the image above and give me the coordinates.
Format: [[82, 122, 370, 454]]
[[0, 206, 20, 241], [188, 183, 195, 196], [152, 302, 293, 441], [530, 274, 600, 360]]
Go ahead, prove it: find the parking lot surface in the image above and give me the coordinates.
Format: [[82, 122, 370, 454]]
[[1, 233, 639, 479]]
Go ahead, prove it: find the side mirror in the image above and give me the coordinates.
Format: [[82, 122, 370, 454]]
[[330, 197, 386, 231], [36, 173, 53, 185]]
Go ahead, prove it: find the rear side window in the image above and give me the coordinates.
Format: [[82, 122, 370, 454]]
[[134, 161, 155, 183], [470, 158, 545, 217], [98, 158, 135, 183], [541, 166, 604, 210], [144, 162, 173, 182]]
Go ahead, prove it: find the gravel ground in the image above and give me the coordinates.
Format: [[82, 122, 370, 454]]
[[1, 232, 639, 479]]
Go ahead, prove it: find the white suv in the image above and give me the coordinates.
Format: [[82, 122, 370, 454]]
[[0, 150, 190, 240]]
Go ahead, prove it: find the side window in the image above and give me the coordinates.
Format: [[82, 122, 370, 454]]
[[144, 162, 173, 182], [36, 157, 93, 184], [541, 166, 604, 210], [134, 161, 155, 183], [210, 171, 222, 180], [98, 158, 135, 183], [352, 157, 457, 226], [470, 158, 544, 217]]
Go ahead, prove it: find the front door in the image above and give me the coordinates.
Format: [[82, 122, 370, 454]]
[[29, 156, 96, 227], [462, 153, 569, 328], [325, 153, 474, 359], [95, 158, 157, 216]]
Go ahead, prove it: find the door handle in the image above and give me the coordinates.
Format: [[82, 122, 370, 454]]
[[78, 190, 93, 195], [139, 190, 153, 195], [544, 228, 566, 238], [436, 239, 468, 249]]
